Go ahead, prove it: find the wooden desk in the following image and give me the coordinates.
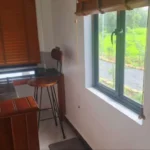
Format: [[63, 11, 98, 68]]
[[13, 74, 66, 120]]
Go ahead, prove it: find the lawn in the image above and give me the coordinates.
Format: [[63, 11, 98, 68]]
[[99, 27, 147, 70], [100, 78, 143, 104]]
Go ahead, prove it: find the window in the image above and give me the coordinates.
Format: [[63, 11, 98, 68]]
[[93, 7, 148, 114]]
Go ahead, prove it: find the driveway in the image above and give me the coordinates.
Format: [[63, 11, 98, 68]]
[[99, 60, 144, 91]]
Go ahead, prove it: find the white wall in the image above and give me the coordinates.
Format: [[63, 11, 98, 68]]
[[35, 0, 54, 52], [51, 0, 150, 149]]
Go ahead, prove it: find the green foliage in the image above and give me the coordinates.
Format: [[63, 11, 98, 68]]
[[99, 27, 147, 69], [98, 7, 148, 69], [100, 78, 143, 104], [125, 28, 146, 68]]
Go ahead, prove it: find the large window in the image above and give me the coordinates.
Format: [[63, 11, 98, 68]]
[[93, 7, 148, 113]]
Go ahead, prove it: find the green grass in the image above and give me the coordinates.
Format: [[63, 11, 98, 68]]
[[100, 78, 143, 104], [99, 28, 147, 70]]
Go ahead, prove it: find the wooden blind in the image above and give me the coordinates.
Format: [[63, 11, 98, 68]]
[[0, 19, 5, 65], [0, 0, 29, 65], [24, 0, 40, 64], [76, 0, 150, 16]]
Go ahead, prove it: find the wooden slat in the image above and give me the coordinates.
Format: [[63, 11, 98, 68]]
[[0, 0, 29, 65], [5, 61, 29, 64], [0, 18, 5, 65], [26, 112, 39, 150], [0, 118, 14, 150], [15, 98, 31, 111], [27, 96, 38, 109], [24, 0, 40, 64], [0, 100, 15, 117], [0, 97, 38, 118], [0, 97, 39, 150], [11, 115, 28, 150]]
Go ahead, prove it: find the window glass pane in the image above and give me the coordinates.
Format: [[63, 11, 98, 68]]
[[124, 7, 148, 104], [98, 12, 117, 89]]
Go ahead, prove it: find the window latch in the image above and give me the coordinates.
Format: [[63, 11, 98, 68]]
[[111, 29, 117, 45], [111, 29, 123, 45]]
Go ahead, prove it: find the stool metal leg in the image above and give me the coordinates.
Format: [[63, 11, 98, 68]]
[[34, 87, 38, 103], [51, 86, 66, 139], [38, 87, 43, 129], [50, 87, 58, 118], [47, 87, 58, 126], [34, 87, 36, 99]]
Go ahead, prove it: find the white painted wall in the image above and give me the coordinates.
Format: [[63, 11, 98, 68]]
[[51, 0, 150, 149], [35, 0, 54, 52]]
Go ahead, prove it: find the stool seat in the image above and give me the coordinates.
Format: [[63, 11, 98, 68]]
[[28, 78, 57, 87]]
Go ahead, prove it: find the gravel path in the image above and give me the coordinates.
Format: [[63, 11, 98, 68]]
[[99, 60, 144, 91]]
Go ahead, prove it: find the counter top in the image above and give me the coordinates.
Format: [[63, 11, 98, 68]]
[[0, 83, 17, 101], [0, 68, 61, 101]]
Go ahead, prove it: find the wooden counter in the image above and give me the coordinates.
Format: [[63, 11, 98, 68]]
[[0, 96, 39, 150]]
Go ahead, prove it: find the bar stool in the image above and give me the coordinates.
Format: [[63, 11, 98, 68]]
[[28, 77, 66, 139]]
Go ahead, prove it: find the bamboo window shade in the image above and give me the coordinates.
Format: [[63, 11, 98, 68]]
[[75, 0, 150, 16]]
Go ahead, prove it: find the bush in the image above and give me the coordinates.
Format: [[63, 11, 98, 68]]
[[99, 27, 147, 69], [100, 78, 143, 104]]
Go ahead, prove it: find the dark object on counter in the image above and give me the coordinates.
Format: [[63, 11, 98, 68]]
[[35, 68, 60, 77], [0, 97, 39, 150]]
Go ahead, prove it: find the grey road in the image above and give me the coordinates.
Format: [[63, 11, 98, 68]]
[[99, 60, 144, 91]]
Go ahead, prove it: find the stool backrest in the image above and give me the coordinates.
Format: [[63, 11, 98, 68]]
[[51, 47, 62, 73]]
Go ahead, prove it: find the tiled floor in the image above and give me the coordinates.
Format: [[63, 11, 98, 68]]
[[39, 110, 76, 150]]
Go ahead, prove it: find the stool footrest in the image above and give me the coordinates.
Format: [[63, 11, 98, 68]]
[[40, 117, 58, 122], [39, 108, 52, 111]]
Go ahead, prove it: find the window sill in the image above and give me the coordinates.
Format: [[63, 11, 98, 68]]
[[87, 87, 143, 125]]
